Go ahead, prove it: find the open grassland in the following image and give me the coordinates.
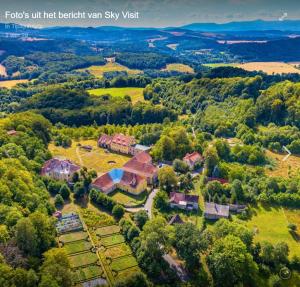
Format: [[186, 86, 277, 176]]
[[49, 140, 130, 175], [88, 87, 145, 104], [164, 63, 194, 73], [64, 240, 92, 255], [266, 150, 300, 178], [59, 231, 88, 244], [96, 225, 120, 237], [237, 62, 300, 75], [101, 234, 125, 247], [0, 64, 7, 77], [0, 79, 29, 88], [78, 62, 142, 78], [105, 244, 132, 259], [111, 255, 138, 272], [110, 189, 147, 207], [69, 252, 99, 268], [241, 205, 300, 257]]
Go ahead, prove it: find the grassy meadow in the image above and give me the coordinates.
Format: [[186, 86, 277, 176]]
[[88, 87, 145, 104], [237, 62, 300, 75], [164, 63, 194, 73], [0, 79, 29, 88], [78, 62, 142, 78]]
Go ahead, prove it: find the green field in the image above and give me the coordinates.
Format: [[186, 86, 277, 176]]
[[69, 252, 99, 268], [101, 234, 125, 247], [88, 87, 145, 104], [78, 62, 142, 78], [203, 63, 238, 68], [96, 225, 120, 237], [241, 205, 300, 257], [64, 240, 92, 255], [110, 190, 148, 207], [105, 244, 132, 259], [73, 265, 104, 283], [164, 63, 194, 73], [111, 255, 138, 272], [59, 231, 88, 244]]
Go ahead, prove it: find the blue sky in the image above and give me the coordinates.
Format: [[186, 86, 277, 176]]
[[0, 0, 299, 27]]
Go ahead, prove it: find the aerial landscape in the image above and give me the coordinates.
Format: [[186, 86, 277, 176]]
[[0, 0, 300, 286]]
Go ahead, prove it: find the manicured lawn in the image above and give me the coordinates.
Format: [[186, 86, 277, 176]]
[[111, 255, 138, 272], [105, 244, 132, 259], [64, 240, 92, 255], [240, 205, 300, 257], [101, 234, 125, 247], [164, 63, 194, 73], [69, 252, 99, 268], [88, 87, 145, 104], [96, 225, 120, 237], [0, 79, 29, 88], [77, 62, 142, 78], [49, 140, 131, 174], [110, 189, 147, 207], [59, 231, 88, 244]]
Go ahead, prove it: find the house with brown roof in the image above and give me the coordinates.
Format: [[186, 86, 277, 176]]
[[169, 192, 199, 210], [204, 202, 229, 220], [183, 151, 203, 169], [91, 168, 147, 195], [110, 133, 136, 154], [98, 134, 112, 149], [7, 130, 17, 136], [41, 158, 80, 181], [123, 152, 158, 184]]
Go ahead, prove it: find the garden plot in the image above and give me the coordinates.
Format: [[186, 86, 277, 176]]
[[63, 240, 92, 255], [101, 234, 125, 247], [104, 243, 132, 259], [96, 225, 120, 237], [69, 251, 99, 268], [59, 231, 88, 244], [72, 264, 104, 283], [56, 212, 83, 234], [110, 255, 138, 272]]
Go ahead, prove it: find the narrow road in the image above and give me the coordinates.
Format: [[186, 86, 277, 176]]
[[163, 254, 188, 282], [126, 188, 158, 219]]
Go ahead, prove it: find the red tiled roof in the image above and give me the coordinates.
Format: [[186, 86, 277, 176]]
[[111, 133, 135, 147], [98, 134, 112, 146], [120, 171, 145, 188], [7, 130, 17, 136], [41, 158, 80, 176], [92, 173, 115, 193], [134, 151, 152, 164], [123, 157, 157, 178], [183, 151, 203, 164], [169, 192, 199, 204]]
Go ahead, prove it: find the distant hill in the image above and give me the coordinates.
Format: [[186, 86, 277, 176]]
[[181, 20, 300, 32]]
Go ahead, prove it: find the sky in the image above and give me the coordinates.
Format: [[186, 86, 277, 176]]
[[0, 0, 299, 28]]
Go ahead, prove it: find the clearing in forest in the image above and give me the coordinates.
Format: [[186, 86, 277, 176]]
[[0, 79, 29, 88], [237, 62, 300, 75], [88, 87, 145, 104], [164, 63, 194, 73]]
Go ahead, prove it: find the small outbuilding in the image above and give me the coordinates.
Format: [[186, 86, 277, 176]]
[[204, 202, 229, 219]]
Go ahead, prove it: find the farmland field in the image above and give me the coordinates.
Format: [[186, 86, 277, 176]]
[[88, 87, 145, 104], [203, 63, 238, 68], [59, 231, 88, 243], [77, 62, 142, 78], [241, 205, 300, 257], [111, 255, 138, 272], [237, 62, 300, 75], [101, 234, 125, 247], [110, 189, 147, 207], [164, 63, 194, 73], [69, 252, 99, 268], [96, 225, 120, 237], [105, 244, 132, 259], [64, 240, 92, 255], [266, 150, 300, 178], [0, 79, 29, 88], [49, 140, 130, 174]]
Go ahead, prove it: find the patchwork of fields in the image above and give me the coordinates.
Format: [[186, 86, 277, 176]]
[[77, 62, 142, 78], [88, 87, 145, 104]]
